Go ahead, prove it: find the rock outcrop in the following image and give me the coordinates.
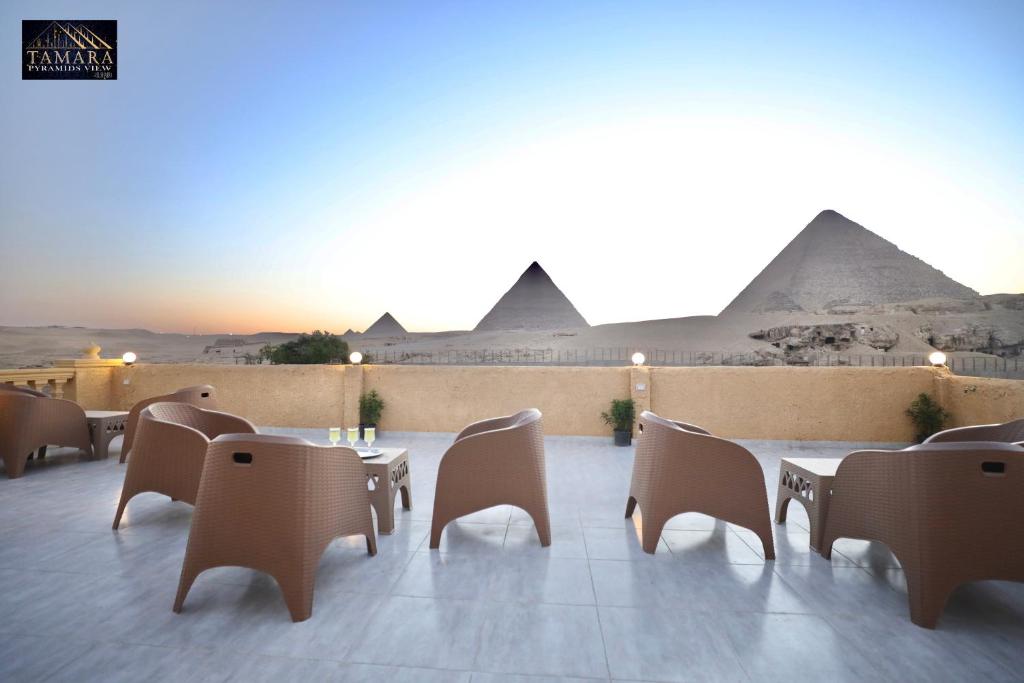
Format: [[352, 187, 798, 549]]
[[750, 323, 900, 361]]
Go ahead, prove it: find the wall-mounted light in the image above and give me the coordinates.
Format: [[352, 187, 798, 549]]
[[349, 351, 363, 365], [928, 351, 947, 367], [122, 351, 138, 366], [631, 352, 645, 366]]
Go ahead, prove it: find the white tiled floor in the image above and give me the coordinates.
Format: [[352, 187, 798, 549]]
[[1, 431, 1023, 682]]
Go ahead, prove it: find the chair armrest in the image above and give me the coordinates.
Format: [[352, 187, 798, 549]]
[[924, 424, 998, 443], [203, 411, 258, 439], [671, 420, 711, 435], [455, 414, 515, 442]]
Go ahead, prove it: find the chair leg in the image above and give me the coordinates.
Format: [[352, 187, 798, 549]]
[[112, 490, 133, 530], [429, 517, 446, 549], [3, 452, 28, 479], [905, 568, 949, 629], [173, 566, 200, 614], [751, 519, 776, 561], [625, 495, 637, 518], [279, 575, 315, 623], [366, 531, 377, 556], [639, 511, 665, 555], [526, 504, 551, 547]]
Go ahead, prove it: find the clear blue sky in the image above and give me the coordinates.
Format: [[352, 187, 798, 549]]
[[2, 0, 1022, 333]]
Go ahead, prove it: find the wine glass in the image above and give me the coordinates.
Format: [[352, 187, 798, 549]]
[[364, 427, 376, 451], [346, 427, 358, 449], [328, 427, 341, 447]]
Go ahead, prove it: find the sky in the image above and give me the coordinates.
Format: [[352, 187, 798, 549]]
[[1, 0, 1022, 334]]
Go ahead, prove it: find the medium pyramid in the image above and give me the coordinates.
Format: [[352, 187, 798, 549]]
[[721, 210, 978, 315], [363, 312, 407, 337], [474, 261, 589, 331]]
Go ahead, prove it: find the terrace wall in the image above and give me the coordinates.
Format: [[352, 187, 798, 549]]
[[27, 363, 1021, 442]]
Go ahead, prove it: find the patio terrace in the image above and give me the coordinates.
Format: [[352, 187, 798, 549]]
[[2, 431, 1022, 682]]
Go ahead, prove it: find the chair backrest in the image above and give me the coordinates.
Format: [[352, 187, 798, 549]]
[[143, 402, 256, 441], [454, 409, 542, 442], [0, 384, 48, 398], [925, 418, 1024, 444], [123, 385, 220, 457], [194, 434, 369, 550], [637, 410, 712, 437], [0, 393, 35, 441], [835, 442, 1024, 571]]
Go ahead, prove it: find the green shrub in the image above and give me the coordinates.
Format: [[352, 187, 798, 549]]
[[359, 390, 385, 425], [269, 330, 348, 365], [601, 398, 636, 432], [906, 393, 950, 443]]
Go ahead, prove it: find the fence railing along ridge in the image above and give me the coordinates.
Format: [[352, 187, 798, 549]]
[[353, 347, 1022, 378]]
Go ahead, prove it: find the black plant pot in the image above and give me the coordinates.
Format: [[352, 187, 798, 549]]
[[358, 423, 378, 440], [613, 430, 632, 447]]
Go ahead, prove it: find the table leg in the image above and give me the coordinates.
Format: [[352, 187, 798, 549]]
[[774, 466, 792, 524], [810, 485, 832, 557], [367, 470, 396, 535], [95, 431, 110, 460], [393, 457, 412, 510]]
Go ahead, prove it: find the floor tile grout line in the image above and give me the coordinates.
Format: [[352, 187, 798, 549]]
[[586, 554, 614, 680]]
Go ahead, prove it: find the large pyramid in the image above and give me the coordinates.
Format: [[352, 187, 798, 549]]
[[721, 210, 979, 315], [363, 312, 407, 337], [474, 261, 589, 331]]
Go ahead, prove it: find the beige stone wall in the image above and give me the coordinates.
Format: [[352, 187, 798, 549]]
[[67, 367, 118, 408], [935, 372, 1024, 428], [649, 366, 938, 441], [48, 362, 1022, 441], [363, 365, 629, 436], [79, 364, 349, 428]]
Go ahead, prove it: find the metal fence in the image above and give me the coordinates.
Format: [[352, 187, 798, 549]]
[[359, 347, 1024, 379]]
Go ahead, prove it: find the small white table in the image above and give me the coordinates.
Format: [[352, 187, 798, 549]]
[[85, 410, 129, 460], [775, 457, 842, 556]]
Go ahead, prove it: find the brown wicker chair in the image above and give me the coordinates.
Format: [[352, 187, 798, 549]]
[[0, 393, 92, 479], [821, 441, 1024, 628], [120, 385, 219, 463], [112, 402, 255, 529], [429, 409, 550, 549], [173, 434, 376, 622], [924, 418, 1024, 444], [626, 411, 775, 558]]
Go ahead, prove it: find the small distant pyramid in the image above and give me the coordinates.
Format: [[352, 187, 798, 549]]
[[363, 312, 406, 337], [474, 261, 589, 331], [721, 210, 978, 315], [343, 329, 356, 336]]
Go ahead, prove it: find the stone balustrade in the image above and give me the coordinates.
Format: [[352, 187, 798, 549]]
[[0, 368, 76, 398]]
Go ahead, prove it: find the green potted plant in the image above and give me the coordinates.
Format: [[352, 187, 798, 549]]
[[359, 390, 385, 439], [602, 398, 636, 446], [906, 392, 950, 443]]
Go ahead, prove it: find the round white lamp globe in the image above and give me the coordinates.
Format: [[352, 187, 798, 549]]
[[349, 351, 363, 365], [631, 352, 645, 366], [928, 351, 947, 367], [122, 351, 137, 366]]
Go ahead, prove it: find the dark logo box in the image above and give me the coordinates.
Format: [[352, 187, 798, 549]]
[[22, 20, 117, 80]]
